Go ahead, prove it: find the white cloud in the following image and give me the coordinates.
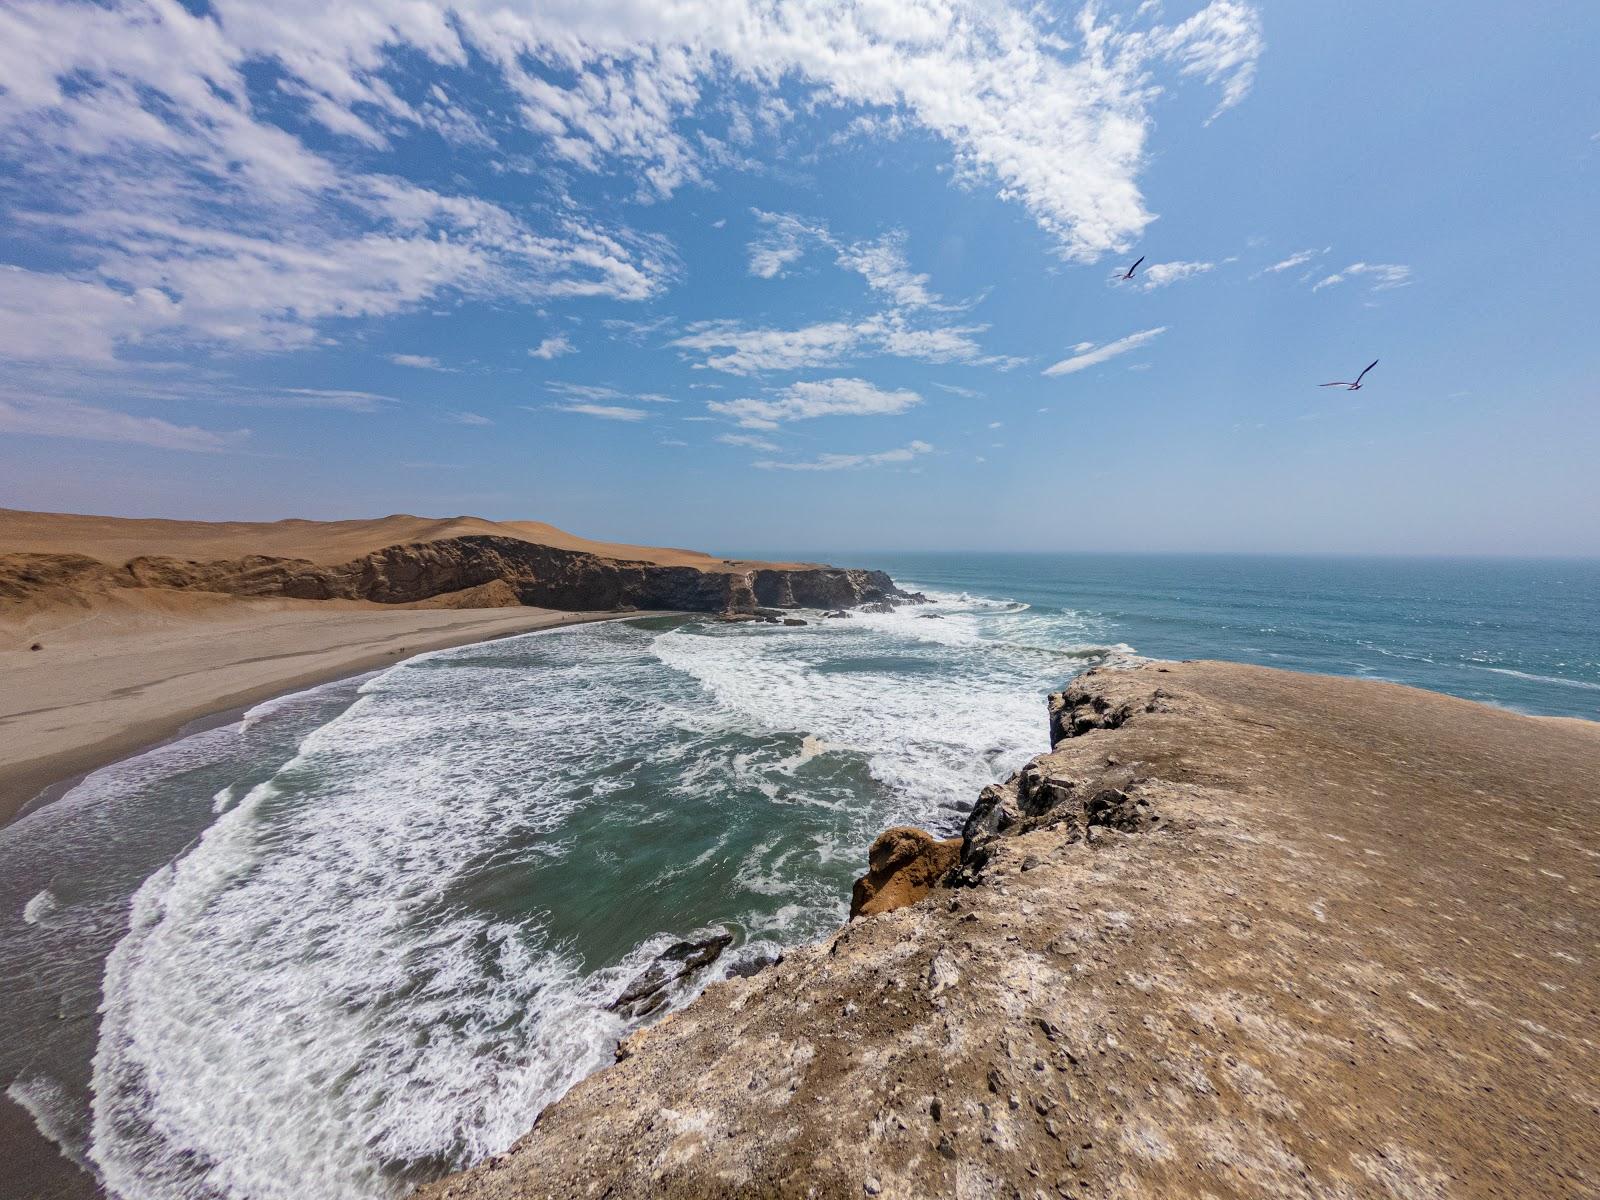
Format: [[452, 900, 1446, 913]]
[[551, 402, 649, 421], [547, 382, 624, 401], [1043, 327, 1167, 376], [0, 0, 1266, 418], [717, 432, 780, 451], [836, 232, 940, 309], [447, 411, 494, 425], [1133, 260, 1215, 290], [755, 440, 934, 471], [1312, 262, 1414, 293], [673, 319, 863, 374], [529, 334, 576, 360], [390, 354, 446, 369], [747, 210, 826, 278], [234, 387, 397, 411], [674, 312, 1016, 374], [0, 395, 244, 452], [1262, 247, 1325, 274], [710, 378, 921, 429]]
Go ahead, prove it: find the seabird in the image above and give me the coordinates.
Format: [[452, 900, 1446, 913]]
[[1118, 255, 1145, 281], [1320, 359, 1379, 391]]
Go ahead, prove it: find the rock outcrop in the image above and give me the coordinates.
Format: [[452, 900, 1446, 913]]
[[420, 660, 1600, 1200], [1, 536, 915, 615], [849, 827, 961, 918]]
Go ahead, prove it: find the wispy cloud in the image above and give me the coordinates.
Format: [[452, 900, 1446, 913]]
[[1131, 260, 1215, 290], [755, 440, 934, 471], [710, 378, 921, 429], [389, 354, 448, 370], [528, 334, 576, 360], [717, 432, 781, 451], [447, 411, 494, 426], [0, 395, 244, 452], [673, 313, 1014, 375], [1312, 263, 1414, 293], [550, 402, 649, 421], [1043, 327, 1167, 376], [1261, 247, 1327, 275], [747, 210, 827, 279]]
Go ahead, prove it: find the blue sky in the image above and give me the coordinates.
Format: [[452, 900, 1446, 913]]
[[1, 0, 1597, 555]]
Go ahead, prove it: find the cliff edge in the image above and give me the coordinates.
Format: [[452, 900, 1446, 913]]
[[0, 508, 915, 617], [422, 661, 1600, 1200]]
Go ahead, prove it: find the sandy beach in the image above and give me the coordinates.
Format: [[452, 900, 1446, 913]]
[[0, 599, 630, 826]]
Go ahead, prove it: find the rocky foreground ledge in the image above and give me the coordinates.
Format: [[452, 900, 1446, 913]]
[[422, 661, 1600, 1200]]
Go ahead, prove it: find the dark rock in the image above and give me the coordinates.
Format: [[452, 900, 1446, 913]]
[[29, 642, 42, 651], [728, 953, 783, 979], [609, 932, 734, 1020], [858, 601, 895, 614], [782, 618, 808, 627], [823, 610, 851, 619]]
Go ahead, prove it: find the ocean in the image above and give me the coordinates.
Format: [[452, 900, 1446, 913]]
[[2, 553, 1595, 1200]]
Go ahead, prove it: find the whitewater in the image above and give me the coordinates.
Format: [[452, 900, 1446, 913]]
[[2, 593, 1122, 1199]]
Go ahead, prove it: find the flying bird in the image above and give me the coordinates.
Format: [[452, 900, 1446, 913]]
[[1118, 255, 1145, 281], [1320, 359, 1378, 391]]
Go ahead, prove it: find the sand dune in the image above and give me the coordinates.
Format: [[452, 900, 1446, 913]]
[[0, 507, 793, 569]]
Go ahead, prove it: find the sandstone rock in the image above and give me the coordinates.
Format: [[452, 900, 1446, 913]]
[[3, 538, 917, 617], [849, 827, 961, 918]]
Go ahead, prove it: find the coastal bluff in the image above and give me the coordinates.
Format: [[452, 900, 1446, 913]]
[[422, 661, 1600, 1200], [0, 508, 913, 615]]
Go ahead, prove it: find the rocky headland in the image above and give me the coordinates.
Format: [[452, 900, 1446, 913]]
[[422, 660, 1600, 1200]]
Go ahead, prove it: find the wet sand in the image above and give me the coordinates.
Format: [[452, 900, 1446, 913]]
[[0, 600, 630, 826]]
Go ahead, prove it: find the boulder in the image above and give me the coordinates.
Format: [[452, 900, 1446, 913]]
[[608, 932, 734, 1020], [849, 827, 961, 918]]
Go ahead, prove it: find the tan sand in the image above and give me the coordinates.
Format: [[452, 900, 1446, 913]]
[[0, 506, 803, 569], [0, 595, 631, 825]]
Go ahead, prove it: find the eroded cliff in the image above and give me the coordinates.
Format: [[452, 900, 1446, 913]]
[[421, 661, 1600, 1200], [1, 535, 913, 615]]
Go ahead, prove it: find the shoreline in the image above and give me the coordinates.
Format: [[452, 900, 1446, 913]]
[[424, 660, 1600, 1199], [0, 606, 660, 828]]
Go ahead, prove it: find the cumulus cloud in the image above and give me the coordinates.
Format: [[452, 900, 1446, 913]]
[[1043, 327, 1167, 376], [710, 378, 921, 429], [0, 394, 244, 452], [754, 440, 934, 471], [1312, 263, 1414, 293], [529, 334, 576, 360]]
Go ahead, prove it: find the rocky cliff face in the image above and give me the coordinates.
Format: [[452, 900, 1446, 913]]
[[0, 536, 915, 614], [420, 660, 1600, 1200]]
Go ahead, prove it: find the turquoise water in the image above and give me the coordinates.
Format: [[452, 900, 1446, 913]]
[[0, 554, 1594, 1200], [861, 553, 1600, 719]]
